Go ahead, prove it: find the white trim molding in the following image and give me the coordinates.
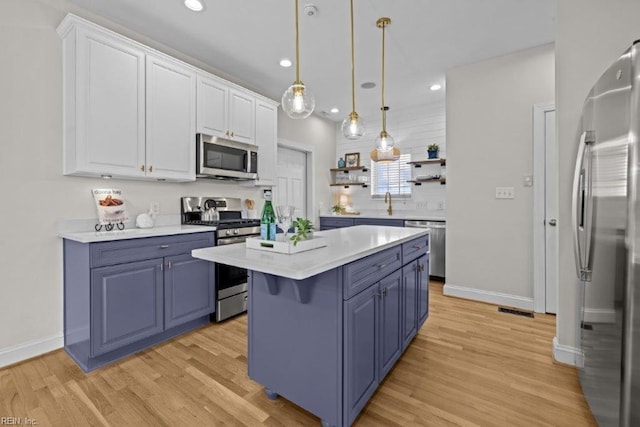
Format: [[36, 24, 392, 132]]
[[552, 336, 583, 367], [443, 283, 534, 311], [533, 102, 556, 314], [583, 308, 617, 324], [0, 335, 63, 369]]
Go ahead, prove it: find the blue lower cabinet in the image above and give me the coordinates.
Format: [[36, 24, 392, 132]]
[[63, 232, 215, 372], [353, 218, 404, 227], [418, 253, 430, 328], [344, 285, 378, 425], [91, 258, 164, 356], [378, 270, 402, 380], [320, 217, 355, 230], [401, 261, 418, 350], [247, 235, 430, 427], [164, 254, 215, 329]]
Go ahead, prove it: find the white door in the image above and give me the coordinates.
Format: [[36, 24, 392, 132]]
[[544, 110, 558, 313], [145, 55, 196, 181], [276, 146, 307, 219], [533, 104, 558, 314]]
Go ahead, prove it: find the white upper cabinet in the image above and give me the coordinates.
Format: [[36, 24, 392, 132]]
[[228, 88, 255, 144], [197, 76, 255, 145], [67, 27, 146, 178], [254, 100, 278, 185], [58, 14, 276, 183], [146, 55, 196, 181], [196, 75, 228, 138]]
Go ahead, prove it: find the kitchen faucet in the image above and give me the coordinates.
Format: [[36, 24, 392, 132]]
[[384, 192, 393, 216]]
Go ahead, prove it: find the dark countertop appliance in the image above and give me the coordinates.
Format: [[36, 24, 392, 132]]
[[181, 196, 259, 321]]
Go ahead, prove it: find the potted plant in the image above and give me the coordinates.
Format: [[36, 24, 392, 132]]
[[290, 217, 314, 246], [331, 204, 346, 215], [427, 143, 440, 159]]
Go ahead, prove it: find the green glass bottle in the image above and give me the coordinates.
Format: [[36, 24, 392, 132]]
[[260, 192, 276, 241]]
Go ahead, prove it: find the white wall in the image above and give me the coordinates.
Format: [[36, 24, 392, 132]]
[[277, 113, 336, 225], [0, 0, 333, 366], [334, 102, 446, 214], [555, 0, 640, 356], [445, 44, 555, 307]]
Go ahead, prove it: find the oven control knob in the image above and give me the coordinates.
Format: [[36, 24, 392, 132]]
[[226, 230, 231, 236], [233, 229, 239, 235]]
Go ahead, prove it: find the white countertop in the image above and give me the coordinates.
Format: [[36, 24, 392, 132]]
[[59, 224, 214, 243], [320, 212, 445, 221], [192, 225, 429, 280]]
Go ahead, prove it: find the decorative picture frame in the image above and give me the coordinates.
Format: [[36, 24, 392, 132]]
[[345, 152, 360, 167]]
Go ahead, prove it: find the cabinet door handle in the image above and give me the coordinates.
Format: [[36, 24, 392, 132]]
[[382, 287, 388, 297], [149, 165, 153, 173], [160, 244, 169, 249], [413, 245, 423, 250], [160, 263, 163, 271], [167, 261, 172, 269], [140, 165, 145, 172], [225, 130, 230, 137], [230, 131, 234, 138], [376, 263, 386, 269]]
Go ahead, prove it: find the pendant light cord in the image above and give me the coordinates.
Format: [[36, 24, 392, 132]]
[[295, 0, 301, 84], [350, 0, 356, 114], [381, 19, 387, 133]]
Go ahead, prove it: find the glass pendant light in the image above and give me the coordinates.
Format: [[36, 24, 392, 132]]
[[341, 0, 366, 139], [374, 17, 394, 153], [282, 0, 315, 119]]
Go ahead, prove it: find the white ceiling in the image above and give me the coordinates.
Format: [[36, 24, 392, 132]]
[[70, 0, 556, 121]]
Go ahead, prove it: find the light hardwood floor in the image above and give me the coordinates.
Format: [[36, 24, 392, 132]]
[[0, 282, 596, 426]]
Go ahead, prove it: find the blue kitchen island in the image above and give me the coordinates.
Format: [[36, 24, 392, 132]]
[[192, 225, 430, 427]]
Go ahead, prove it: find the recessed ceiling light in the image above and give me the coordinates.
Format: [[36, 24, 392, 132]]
[[430, 84, 442, 91], [184, 0, 205, 12], [279, 58, 292, 68], [361, 82, 376, 89], [330, 107, 339, 114]]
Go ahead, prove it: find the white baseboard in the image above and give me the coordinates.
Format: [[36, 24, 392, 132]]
[[0, 335, 63, 369], [552, 336, 583, 367], [583, 308, 617, 324], [443, 283, 534, 311]]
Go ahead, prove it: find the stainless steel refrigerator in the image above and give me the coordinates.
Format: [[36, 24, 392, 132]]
[[573, 42, 640, 426]]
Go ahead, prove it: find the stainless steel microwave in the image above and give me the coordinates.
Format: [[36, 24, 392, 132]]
[[196, 133, 258, 180]]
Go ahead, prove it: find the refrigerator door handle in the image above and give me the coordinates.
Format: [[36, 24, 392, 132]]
[[572, 130, 595, 281]]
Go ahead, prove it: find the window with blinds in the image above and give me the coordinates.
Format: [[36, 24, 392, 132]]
[[370, 153, 412, 198]]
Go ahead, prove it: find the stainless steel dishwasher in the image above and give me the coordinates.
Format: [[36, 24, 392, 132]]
[[404, 220, 445, 279]]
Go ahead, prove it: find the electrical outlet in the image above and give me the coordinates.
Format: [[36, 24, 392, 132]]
[[495, 187, 515, 199], [150, 202, 160, 215]]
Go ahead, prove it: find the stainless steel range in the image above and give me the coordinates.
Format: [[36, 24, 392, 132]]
[[181, 197, 260, 321]]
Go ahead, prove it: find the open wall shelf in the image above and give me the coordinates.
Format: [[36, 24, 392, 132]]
[[407, 158, 446, 167], [329, 183, 368, 188], [407, 178, 446, 186], [330, 166, 369, 173]]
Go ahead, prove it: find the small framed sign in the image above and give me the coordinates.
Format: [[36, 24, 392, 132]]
[[345, 152, 360, 167]]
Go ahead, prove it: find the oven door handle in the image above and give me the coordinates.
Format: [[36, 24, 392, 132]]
[[217, 236, 250, 245]]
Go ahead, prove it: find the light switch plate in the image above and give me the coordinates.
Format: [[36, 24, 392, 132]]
[[495, 187, 515, 199]]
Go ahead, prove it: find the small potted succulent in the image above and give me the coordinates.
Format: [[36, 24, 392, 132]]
[[427, 143, 440, 159]]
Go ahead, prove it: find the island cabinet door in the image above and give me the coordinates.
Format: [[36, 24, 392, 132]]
[[378, 269, 403, 380], [417, 253, 430, 328], [344, 285, 378, 426], [91, 258, 164, 356], [164, 253, 215, 329], [402, 261, 418, 350]]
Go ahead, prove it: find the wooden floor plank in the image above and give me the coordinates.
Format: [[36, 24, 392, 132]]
[[0, 281, 596, 426]]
